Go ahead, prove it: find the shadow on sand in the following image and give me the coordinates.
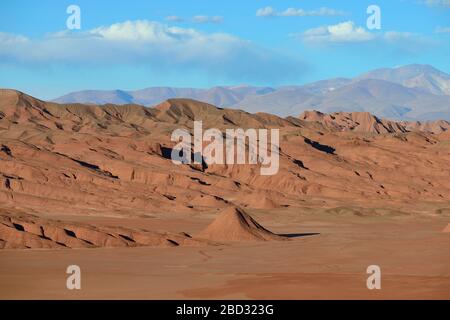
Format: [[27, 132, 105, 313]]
[[279, 232, 320, 238]]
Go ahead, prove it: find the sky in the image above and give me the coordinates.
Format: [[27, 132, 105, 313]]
[[0, 0, 450, 99]]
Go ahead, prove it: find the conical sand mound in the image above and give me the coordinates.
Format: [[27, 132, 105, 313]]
[[196, 207, 286, 242], [443, 223, 450, 233]]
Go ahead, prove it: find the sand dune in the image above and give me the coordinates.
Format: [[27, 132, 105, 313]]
[[196, 207, 286, 242]]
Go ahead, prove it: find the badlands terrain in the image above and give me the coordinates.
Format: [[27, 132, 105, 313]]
[[0, 88, 449, 299]]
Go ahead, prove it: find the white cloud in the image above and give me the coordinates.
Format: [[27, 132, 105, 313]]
[[165, 15, 183, 22], [256, 7, 276, 17], [256, 6, 345, 17], [297, 21, 433, 53], [90, 20, 199, 42], [192, 15, 223, 23], [0, 20, 307, 83], [301, 21, 374, 43]]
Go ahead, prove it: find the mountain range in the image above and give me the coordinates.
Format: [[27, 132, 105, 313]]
[[53, 64, 450, 121]]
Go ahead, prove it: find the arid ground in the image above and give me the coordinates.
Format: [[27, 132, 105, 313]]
[[1, 210, 450, 299], [1, 89, 449, 299]]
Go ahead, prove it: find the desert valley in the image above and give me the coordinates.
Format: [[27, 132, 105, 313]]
[[0, 88, 449, 299]]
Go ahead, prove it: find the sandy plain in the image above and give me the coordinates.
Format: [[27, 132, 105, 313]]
[[1, 208, 449, 299]]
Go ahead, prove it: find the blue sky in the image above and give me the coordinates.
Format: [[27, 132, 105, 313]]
[[0, 0, 450, 99]]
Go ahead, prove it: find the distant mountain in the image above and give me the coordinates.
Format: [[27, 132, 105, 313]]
[[54, 89, 134, 105], [53, 86, 276, 108], [287, 78, 450, 120], [53, 64, 450, 121], [357, 64, 450, 95], [284, 78, 351, 94]]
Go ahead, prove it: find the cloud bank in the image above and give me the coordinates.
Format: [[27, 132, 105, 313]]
[[298, 21, 431, 48], [0, 20, 307, 84], [301, 21, 374, 43]]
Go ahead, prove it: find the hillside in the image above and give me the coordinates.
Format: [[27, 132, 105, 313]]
[[1, 89, 450, 221]]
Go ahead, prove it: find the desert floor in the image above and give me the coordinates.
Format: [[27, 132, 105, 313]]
[[1, 207, 449, 299]]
